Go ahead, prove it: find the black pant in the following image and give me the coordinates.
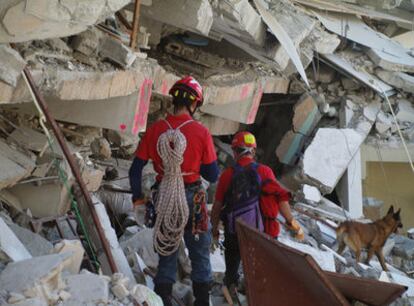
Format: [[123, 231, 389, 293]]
[[223, 232, 241, 287]]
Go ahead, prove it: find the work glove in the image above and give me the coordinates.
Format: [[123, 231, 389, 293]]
[[287, 219, 305, 241]]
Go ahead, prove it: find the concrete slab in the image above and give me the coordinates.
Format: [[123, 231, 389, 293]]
[[0, 44, 26, 87], [8, 180, 72, 218], [52, 240, 84, 274], [254, 0, 310, 86], [321, 53, 395, 96], [303, 185, 322, 203], [141, 0, 213, 36], [211, 0, 266, 46], [278, 237, 336, 272], [376, 69, 414, 94], [199, 114, 239, 136], [7, 222, 53, 257], [276, 93, 322, 166], [396, 99, 414, 123], [302, 128, 365, 193], [121, 228, 159, 269], [0, 253, 71, 297], [0, 217, 32, 262], [4, 297, 48, 306], [315, 11, 414, 72], [0, 139, 35, 190], [62, 273, 109, 305], [0, 0, 130, 43], [392, 30, 414, 49], [99, 37, 137, 68]]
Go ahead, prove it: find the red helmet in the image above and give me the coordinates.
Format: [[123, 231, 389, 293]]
[[169, 76, 204, 106], [232, 131, 257, 149]]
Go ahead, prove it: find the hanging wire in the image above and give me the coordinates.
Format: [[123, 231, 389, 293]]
[[21, 71, 100, 271]]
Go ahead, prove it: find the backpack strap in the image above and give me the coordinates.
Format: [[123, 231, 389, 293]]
[[163, 119, 194, 131]]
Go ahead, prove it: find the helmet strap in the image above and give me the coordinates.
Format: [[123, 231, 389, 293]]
[[234, 147, 254, 160]]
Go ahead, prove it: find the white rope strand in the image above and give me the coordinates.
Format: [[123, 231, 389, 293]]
[[153, 120, 192, 256]]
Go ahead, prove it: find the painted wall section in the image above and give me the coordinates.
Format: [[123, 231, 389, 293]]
[[362, 162, 414, 231]]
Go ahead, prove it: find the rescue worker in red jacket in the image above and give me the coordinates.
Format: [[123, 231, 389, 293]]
[[129, 76, 219, 306], [211, 131, 303, 291]]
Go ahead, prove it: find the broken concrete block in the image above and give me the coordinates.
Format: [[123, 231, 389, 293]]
[[211, 0, 266, 46], [408, 228, 414, 240], [278, 237, 336, 272], [6, 222, 53, 257], [99, 37, 137, 68], [5, 297, 48, 306], [303, 185, 322, 203], [0, 44, 26, 87], [111, 283, 129, 300], [392, 235, 414, 260], [46, 38, 72, 53], [301, 128, 366, 193], [130, 284, 163, 306], [376, 69, 414, 94], [0, 253, 71, 299], [375, 111, 393, 134], [52, 240, 85, 274], [396, 99, 414, 123], [0, 0, 130, 43], [121, 228, 159, 269], [7, 292, 26, 304], [382, 238, 396, 258], [199, 114, 240, 136], [7, 126, 75, 159], [0, 139, 35, 190], [315, 12, 414, 73], [388, 272, 414, 297], [8, 180, 72, 218], [293, 94, 322, 135], [62, 273, 109, 305], [82, 167, 104, 192], [141, 0, 213, 36], [315, 64, 336, 83], [265, 0, 317, 70], [341, 77, 361, 91], [70, 28, 102, 56], [0, 217, 32, 262], [90, 137, 112, 160], [276, 93, 322, 166]]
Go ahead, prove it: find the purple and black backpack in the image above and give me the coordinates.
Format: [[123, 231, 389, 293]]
[[222, 163, 264, 234]]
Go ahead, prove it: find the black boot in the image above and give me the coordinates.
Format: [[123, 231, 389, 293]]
[[154, 283, 173, 306], [193, 282, 210, 306]]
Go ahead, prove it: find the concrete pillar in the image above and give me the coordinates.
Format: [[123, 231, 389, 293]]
[[337, 101, 364, 218]]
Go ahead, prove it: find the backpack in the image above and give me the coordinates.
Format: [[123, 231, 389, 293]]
[[222, 163, 264, 234]]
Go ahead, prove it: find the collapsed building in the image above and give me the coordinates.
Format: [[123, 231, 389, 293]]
[[0, 0, 414, 305]]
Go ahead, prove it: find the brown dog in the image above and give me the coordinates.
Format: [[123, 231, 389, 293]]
[[336, 205, 402, 271]]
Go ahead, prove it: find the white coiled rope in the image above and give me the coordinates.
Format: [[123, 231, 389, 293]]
[[153, 120, 193, 256]]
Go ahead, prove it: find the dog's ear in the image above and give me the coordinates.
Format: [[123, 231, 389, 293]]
[[394, 208, 401, 219], [387, 205, 394, 215]]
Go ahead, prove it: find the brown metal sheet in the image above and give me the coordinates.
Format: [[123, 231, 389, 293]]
[[236, 220, 350, 306], [325, 271, 407, 306]]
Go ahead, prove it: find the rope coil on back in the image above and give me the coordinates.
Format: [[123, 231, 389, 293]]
[[153, 120, 192, 256]]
